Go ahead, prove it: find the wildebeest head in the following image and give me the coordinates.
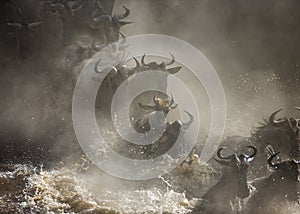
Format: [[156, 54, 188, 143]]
[[44, 0, 83, 17], [6, 19, 42, 57], [91, 2, 132, 42], [143, 110, 194, 158], [141, 53, 182, 74], [244, 151, 299, 214], [134, 94, 181, 133], [7, 20, 42, 32], [253, 108, 300, 159], [214, 146, 257, 199], [248, 151, 300, 204], [115, 57, 141, 77], [268, 152, 299, 183], [268, 152, 300, 202], [111, 53, 182, 79], [139, 94, 178, 115]]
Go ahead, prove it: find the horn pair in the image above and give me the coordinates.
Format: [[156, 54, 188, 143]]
[[141, 53, 175, 67], [93, 2, 132, 26], [7, 21, 42, 31], [214, 146, 257, 166], [269, 107, 300, 126]]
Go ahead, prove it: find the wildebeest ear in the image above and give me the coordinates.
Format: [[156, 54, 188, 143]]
[[167, 66, 182, 74], [119, 21, 133, 27]]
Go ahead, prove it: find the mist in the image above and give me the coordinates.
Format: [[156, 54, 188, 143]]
[[115, 0, 300, 137], [0, 0, 299, 168]]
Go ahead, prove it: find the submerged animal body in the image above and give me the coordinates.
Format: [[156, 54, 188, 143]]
[[220, 108, 300, 178], [193, 146, 257, 214], [120, 110, 194, 159], [134, 94, 178, 133], [245, 152, 300, 214]]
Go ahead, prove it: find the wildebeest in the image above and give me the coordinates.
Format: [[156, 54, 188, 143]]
[[140, 53, 182, 74], [220, 108, 300, 178], [112, 53, 182, 82], [6, 19, 42, 58], [112, 110, 194, 160], [192, 146, 257, 214], [245, 152, 300, 214], [40, 0, 119, 45], [90, 1, 132, 43], [134, 94, 178, 133], [143, 110, 194, 158], [95, 53, 182, 114]]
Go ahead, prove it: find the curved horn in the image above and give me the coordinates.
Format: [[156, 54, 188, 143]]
[[169, 93, 175, 105], [125, 57, 141, 76], [295, 106, 300, 111], [132, 56, 141, 71], [169, 94, 178, 109], [138, 103, 156, 110], [182, 110, 194, 130], [67, 0, 82, 15], [171, 103, 178, 109], [213, 157, 230, 166], [267, 152, 280, 168], [117, 6, 130, 20], [119, 21, 133, 27], [7, 22, 22, 31], [141, 54, 150, 66], [118, 31, 127, 47], [164, 53, 175, 66], [94, 59, 116, 74], [90, 39, 105, 52], [92, 9, 100, 20], [217, 147, 234, 160], [269, 109, 286, 126], [246, 146, 257, 159], [28, 21, 42, 31], [166, 66, 182, 74], [94, 59, 102, 73]]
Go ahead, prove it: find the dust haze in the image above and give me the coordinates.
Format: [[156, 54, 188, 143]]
[[1, 0, 299, 163], [116, 0, 300, 136]]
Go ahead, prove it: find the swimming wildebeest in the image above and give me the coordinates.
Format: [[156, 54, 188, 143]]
[[245, 151, 300, 214], [192, 146, 257, 214], [220, 108, 300, 178]]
